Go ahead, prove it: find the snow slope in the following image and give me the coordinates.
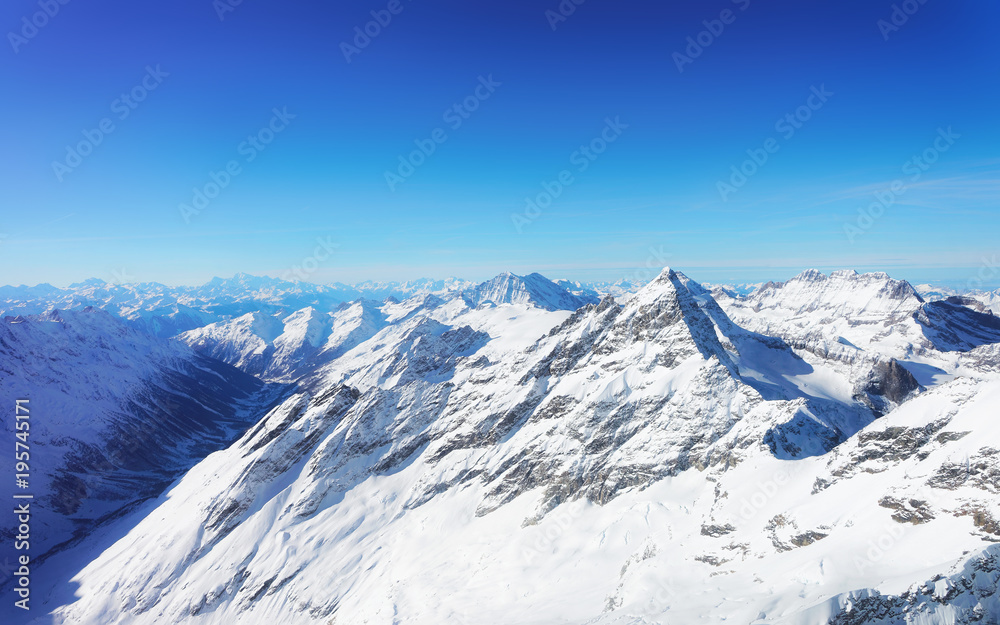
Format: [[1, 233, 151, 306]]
[[176, 300, 390, 382], [23, 353, 1000, 625], [177, 273, 593, 381], [0, 309, 286, 568], [462, 272, 599, 311], [2, 268, 998, 625]]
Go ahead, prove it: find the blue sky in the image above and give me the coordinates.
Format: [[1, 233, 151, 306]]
[[1, 0, 998, 288]]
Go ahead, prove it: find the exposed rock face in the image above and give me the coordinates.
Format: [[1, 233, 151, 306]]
[[461, 271, 599, 311], [878, 496, 935, 524], [864, 359, 921, 404], [945, 295, 995, 313], [827, 547, 1000, 625], [716, 268, 1000, 363], [915, 297, 1000, 351], [928, 447, 1000, 493], [2, 269, 999, 625], [853, 358, 922, 415]]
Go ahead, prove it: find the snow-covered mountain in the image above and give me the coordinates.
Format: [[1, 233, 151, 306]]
[[2, 268, 999, 625], [174, 273, 593, 382], [0, 274, 468, 340], [462, 271, 599, 311], [703, 281, 767, 297], [0, 309, 288, 568], [975, 289, 1000, 314], [0, 275, 355, 339], [559, 278, 648, 299], [719, 269, 999, 357], [176, 300, 389, 382], [913, 284, 1000, 313], [913, 283, 961, 302], [352, 277, 475, 300]]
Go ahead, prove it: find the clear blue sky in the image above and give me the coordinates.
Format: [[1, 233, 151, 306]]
[[1, 0, 998, 288]]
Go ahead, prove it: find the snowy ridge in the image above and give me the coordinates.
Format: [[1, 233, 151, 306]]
[[0, 274, 468, 340], [715, 268, 926, 365], [916, 283, 1000, 314], [351, 277, 475, 300], [743, 269, 924, 319], [0, 309, 285, 567], [720, 269, 1000, 368], [462, 271, 599, 311], [176, 311, 285, 375], [177, 300, 391, 382], [1, 268, 999, 625]]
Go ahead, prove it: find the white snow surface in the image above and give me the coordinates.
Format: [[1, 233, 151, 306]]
[[2, 268, 999, 625], [0, 309, 275, 564]]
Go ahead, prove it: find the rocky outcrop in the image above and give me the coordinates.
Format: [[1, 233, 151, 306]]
[[828, 547, 1000, 625], [853, 358, 922, 416]]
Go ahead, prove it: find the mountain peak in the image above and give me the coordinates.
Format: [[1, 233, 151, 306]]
[[759, 269, 922, 311], [651, 266, 677, 282], [778, 269, 920, 300], [462, 271, 598, 311], [638, 267, 705, 299], [829, 269, 859, 279], [67, 277, 108, 289], [792, 268, 826, 282], [203, 273, 278, 290]]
